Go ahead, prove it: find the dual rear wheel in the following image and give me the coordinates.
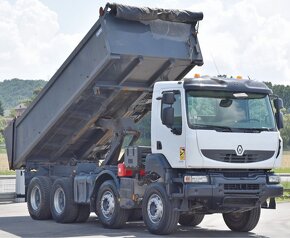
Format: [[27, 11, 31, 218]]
[[27, 177, 90, 223]]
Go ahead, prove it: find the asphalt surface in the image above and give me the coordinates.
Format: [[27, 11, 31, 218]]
[[0, 202, 289, 238]]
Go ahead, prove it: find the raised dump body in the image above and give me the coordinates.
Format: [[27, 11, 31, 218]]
[[5, 3, 203, 169]]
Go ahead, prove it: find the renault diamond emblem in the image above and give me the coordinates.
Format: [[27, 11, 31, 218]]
[[236, 145, 243, 156]]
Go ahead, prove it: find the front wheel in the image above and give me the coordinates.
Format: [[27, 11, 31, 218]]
[[223, 207, 261, 232], [96, 180, 129, 228], [142, 183, 179, 235]]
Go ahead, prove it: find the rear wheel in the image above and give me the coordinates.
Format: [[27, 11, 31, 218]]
[[50, 178, 79, 223], [223, 207, 261, 232], [179, 213, 204, 226], [96, 180, 129, 228], [27, 176, 52, 220], [142, 183, 179, 235]]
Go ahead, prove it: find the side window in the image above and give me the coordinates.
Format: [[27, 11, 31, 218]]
[[161, 91, 182, 132]]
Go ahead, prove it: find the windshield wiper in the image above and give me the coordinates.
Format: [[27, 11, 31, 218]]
[[192, 124, 275, 132], [241, 128, 273, 132], [193, 124, 232, 132]]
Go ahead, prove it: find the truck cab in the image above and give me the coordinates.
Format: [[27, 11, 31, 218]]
[[140, 76, 283, 234], [151, 76, 283, 169]]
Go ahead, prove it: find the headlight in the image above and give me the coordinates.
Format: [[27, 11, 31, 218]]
[[184, 175, 209, 183], [268, 175, 281, 184]]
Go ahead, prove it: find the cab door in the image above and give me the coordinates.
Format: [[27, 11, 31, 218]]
[[151, 89, 186, 168]]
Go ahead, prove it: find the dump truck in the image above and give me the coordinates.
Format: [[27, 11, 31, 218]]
[[4, 3, 284, 235]]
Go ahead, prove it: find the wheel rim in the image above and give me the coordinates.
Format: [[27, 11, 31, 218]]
[[101, 191, 115, 219], [54, 187, 65, 214], [147, 194, 164, 224], [31, 186, 41, 211]]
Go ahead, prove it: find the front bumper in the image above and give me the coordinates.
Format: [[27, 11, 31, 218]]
[[180, 172, 283, 213]]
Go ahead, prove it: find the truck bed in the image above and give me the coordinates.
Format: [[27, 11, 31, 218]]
[[4, 3, 203, 169]]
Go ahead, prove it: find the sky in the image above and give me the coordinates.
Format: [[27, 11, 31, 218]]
[[0, 0, 290, 85]]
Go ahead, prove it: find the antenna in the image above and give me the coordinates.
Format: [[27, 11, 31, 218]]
[[210, 52, 220, 76]]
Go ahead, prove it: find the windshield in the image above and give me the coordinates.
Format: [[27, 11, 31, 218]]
[[186, 90, 276, 132]]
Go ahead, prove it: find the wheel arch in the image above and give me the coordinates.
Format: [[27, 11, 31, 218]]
[[90, 170, 119, 205], [145, 153, 171, 179]]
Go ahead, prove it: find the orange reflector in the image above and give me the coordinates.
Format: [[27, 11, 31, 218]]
[[194, 73, 201, 78]]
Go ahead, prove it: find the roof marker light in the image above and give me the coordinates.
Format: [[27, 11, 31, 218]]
[[194, 73, 201, 78]]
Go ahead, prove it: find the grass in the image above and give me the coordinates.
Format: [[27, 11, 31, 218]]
[[274, 151, 290, 173], [281, 181, 290, 189], [277, 181, 290, 202], [0, 170, 15, 175], [274, 168, 290, 173]]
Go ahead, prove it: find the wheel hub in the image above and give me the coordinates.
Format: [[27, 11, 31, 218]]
[[101, 191, 115, 219], [147, 194, 163, 223], [54, 187, 65, 214], [31, 186, 41, 211]]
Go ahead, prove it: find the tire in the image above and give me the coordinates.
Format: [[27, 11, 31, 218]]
[[223, 206, 261, 232], [50, 178, 79, 223], [96, 180, 129, 228], [179, 213, 204, 226], [27, 176, 52, 220], [142, 183, 180, 235], [75, 205, 90, 223]]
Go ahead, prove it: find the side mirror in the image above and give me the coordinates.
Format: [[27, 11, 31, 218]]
[[162, 92, 175, 105], [273, 98, 284, 130], [275, 111, 284, 130], [273, 98, 283, 110], [162, 107, 174, 128]]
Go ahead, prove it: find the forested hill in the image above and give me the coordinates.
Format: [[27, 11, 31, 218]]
[[0, 79, 47, 110]]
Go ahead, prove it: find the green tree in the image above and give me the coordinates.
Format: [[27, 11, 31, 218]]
[[265, 82, 290, 112], [280, 114, 290, 149], [20, 86, 44, 107]]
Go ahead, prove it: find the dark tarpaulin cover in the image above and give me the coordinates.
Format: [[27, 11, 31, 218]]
[[107, 3, 203, 24]]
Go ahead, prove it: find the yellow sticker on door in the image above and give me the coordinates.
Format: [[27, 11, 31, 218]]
[[180, 147, 185, 160]]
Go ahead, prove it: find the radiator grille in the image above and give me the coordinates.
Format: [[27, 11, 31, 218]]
[[201, 150, 275, 163], [224, 184, 259, 191]]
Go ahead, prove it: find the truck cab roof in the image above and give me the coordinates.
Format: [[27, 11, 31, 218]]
[[183, 76, 272, 94], [154, 76, 272, 95]]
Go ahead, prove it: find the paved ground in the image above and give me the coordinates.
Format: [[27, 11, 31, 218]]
[[0, 202, 289, 238]]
